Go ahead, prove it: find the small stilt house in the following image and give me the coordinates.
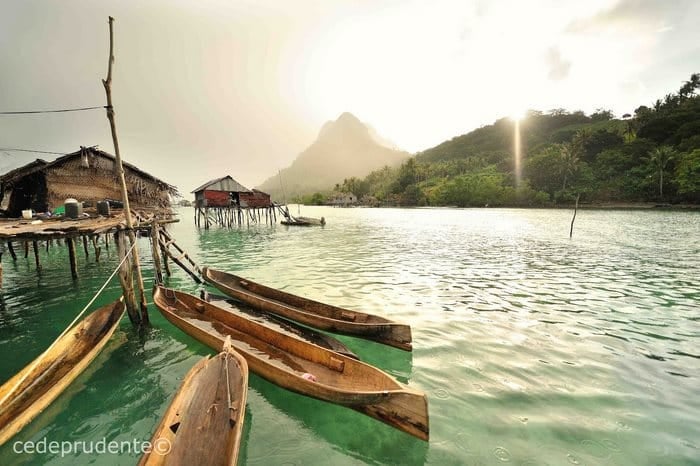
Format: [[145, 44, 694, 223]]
[[0, 146, 177, 217], [192, 176, 270, 208]]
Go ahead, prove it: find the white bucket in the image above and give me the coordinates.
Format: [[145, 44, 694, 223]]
[[22, 209, 33, 219]]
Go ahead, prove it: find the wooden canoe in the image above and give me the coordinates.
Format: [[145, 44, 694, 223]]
[[0, 299, 125, 446], [139, 337, 248, 466], [153, 286, 429, 441], [280, 216, 325, 226], [201, 267, 412, 351], [201, 290, 359, 360]]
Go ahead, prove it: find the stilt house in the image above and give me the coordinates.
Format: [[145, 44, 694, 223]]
[[192, 176, 253, 208], [0, 146, 177, 217]]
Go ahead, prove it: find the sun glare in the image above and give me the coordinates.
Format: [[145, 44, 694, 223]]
[[510, 108, 527, 121]]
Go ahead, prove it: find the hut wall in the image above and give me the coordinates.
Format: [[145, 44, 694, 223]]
[[203, 190, 231, 207], [239, 191, 271, 208], [45, 156, 170, 209]]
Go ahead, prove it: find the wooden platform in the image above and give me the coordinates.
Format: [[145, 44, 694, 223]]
[[0, 208, 176, 241]]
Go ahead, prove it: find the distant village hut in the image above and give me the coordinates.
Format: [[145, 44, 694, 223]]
[[191, 176, 277, 228], [0, 147, 177, 217], [191, 175, 251, 208], [328, 192, 357, 207]]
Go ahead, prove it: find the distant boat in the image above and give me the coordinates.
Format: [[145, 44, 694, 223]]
[[280, 215, 326, 226], [153, 286, 429, 440], [201, 290, 358, 360], [201, 267, 413, 351], [0, 299, 125, 446], [139, 336, 248, 466]]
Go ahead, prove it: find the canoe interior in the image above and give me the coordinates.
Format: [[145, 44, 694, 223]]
[[0, 299, 125, 446], [202, 291, 359, 360], [140, 349, 248, 466]]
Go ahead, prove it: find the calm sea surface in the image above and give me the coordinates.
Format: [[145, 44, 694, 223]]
[[0, 206, 698, 465]]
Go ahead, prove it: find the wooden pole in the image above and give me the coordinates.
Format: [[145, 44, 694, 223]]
[[150, 220, 164, 284], [160, 241, 172, 277], [8, 241, 17, 261], [92, 236, 102, 262], [32, 241, 41, 271], [67, 237, 78, 279], [102, 16, 148, 325], [82, 235, 89, 259], [570, 193, 580, 239], [24, 241, 29, 258], [116, 231, 140, 325]]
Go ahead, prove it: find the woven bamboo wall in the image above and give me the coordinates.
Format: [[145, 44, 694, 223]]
[[45, 156, 170, 209]]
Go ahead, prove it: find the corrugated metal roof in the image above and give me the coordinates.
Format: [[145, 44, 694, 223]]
[[191, 175, 251, 193]]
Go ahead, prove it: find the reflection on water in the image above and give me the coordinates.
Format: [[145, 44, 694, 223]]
[[1, 206, 699, 465]]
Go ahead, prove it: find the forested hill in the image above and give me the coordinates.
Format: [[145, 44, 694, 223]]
[[318, 74, 700, 207]]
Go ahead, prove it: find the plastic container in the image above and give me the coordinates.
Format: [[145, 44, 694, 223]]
[[97, 200, 110, 216], [65, 200, 83, 219], [22, 209, 33, 219]]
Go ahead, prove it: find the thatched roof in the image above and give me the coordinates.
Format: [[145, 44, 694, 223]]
[[0, 159, 49, 185], [0, 147, 178, 196], [191, 175, 251, 194]]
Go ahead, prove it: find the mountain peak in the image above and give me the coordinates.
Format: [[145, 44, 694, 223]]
[[257, 113, 410, 200], [336, 112, 361, 124], [318, 111, 367, 140]]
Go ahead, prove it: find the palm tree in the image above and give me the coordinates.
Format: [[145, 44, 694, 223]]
[[559, 141, 582, 191], [648, 146, 676, 197], [679, 73, 700, 100]]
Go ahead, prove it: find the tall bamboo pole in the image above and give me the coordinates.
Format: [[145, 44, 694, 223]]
[[102, 16, 149, 325]]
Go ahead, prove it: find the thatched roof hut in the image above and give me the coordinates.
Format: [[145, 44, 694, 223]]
[[0, 146, 177, 217]]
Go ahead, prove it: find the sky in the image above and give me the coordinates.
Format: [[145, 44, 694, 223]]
[[1, 0, 699, 193]]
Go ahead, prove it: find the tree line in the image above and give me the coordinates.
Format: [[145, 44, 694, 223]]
[[298, 74, 700, 207]]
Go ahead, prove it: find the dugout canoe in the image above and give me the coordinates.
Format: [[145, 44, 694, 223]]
[[280, 216, 325, 226], [201, 290, 359, 360], [139, 337, 248, 466], [0, 299, 125, 446], [201, 267, 412, 351], [153, 286, 429, 441]]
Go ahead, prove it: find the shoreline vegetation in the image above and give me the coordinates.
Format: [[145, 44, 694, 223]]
[[293, 74, 700, 210]]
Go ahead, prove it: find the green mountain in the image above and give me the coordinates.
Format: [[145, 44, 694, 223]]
[[332, 74, 700, 207], [257, 112, 409, 201]]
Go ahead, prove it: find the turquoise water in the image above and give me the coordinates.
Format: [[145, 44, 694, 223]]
[[1, 206, 699, 465]]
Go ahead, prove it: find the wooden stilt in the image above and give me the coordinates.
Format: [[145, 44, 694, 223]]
[[32, 241, 41, 271], [116, 231, 140, 325], [24, 241, 29, 258], [92, 236, 101, 262], [160, 242, 171, 277], [45, 240, 50, 253], [82, 235, 89, 259], [8, 241, 17, 261], [67, 237, 78, 279], [150, 221, 163, 284]]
